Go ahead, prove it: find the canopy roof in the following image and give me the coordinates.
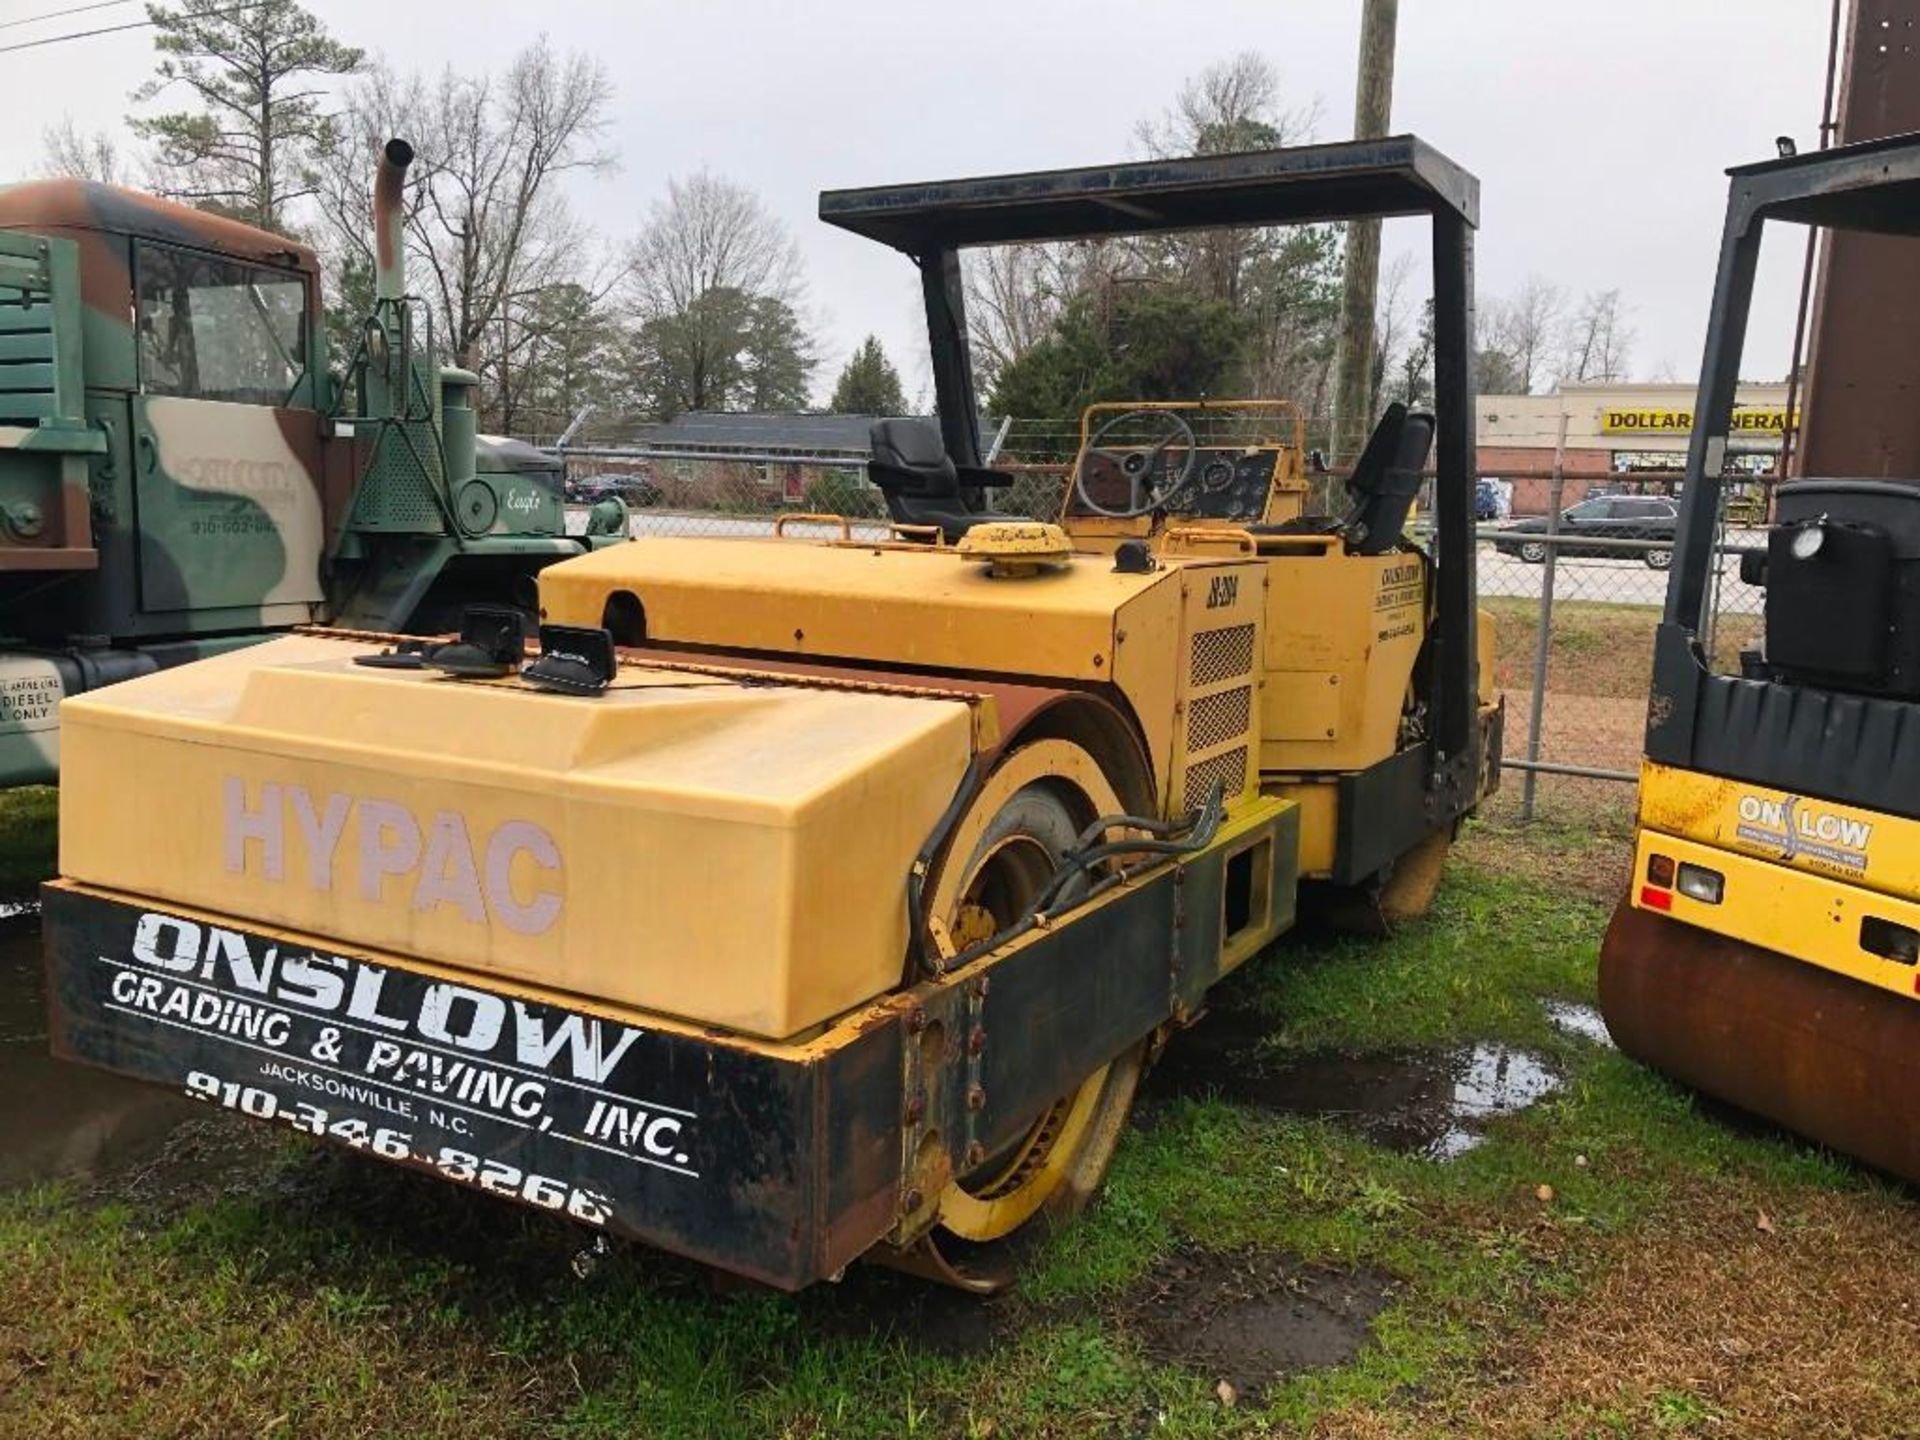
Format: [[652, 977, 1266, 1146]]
[[1727, 131, 1920, 237], [819, 134, 1478, 254]]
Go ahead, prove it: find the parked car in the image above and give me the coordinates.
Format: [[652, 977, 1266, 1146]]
[[1475, 477, 1509, 522], [566, 472, 663, 507], [1493, 494, 1679, 569]]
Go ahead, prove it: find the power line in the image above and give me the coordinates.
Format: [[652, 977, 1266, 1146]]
[[0, 14, 146, 50], [0, 0, 266, 55], [0, 0, 136, 35]]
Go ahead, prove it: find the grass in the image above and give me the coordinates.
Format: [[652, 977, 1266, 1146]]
[[1482, 596, 1760, 700], [0, 786, 56, 896], [5, 812, 1915, 1438]]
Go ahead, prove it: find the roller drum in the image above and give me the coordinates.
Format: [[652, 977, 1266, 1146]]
[[1598, 897, 1920, 1186]]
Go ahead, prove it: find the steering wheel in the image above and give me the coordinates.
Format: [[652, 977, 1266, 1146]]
[[1073, 409, 1200, 519]]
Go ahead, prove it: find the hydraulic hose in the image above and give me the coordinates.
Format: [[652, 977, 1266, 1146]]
[[935, 782, 1226, 974]]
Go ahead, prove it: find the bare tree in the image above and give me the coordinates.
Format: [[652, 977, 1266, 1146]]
[[629, 172, 801, 319], [1136, 51, 1322, 158], [131, 0, 362, 232], [1560, 287, 1635, 384], [625, 173, 814, 417], [1479, 274, 1563, 394], [313, 39, 616, 423], [1370, 251, 1416, 406], [1137, 52, 1323, 307], [1474, 306, 1527, 396], [974, 55, 1337, 425], [963, 242, 1117, 390], [39, 118, 132, 185], [966, 245, 1058, 390]]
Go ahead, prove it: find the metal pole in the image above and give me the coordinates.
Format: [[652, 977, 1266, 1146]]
[[983, 414, 1014, 464], [553, 404, 595, 451], [1520, 410, 1568, 822], [1503, 757, 1637, 783], [1429, 210, 1479, 770], [919, 248, 983, 469], [1329, 0, 1399, 469]]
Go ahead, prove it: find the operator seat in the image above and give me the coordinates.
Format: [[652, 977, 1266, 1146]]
[[1344, 402, 1434, 554], [1258, 401, 1434, 554], [867, 418, 1025, 544]]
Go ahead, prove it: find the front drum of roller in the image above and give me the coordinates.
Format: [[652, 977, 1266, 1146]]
[[1599, 897, 1920, 1185]]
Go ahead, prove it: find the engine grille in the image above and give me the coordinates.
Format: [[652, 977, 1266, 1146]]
[[1180, 617, 1259, 808], [1188, 684, 1253, 751], [1184, 745, 1249, 805], [1190, 623, 1255, 688]]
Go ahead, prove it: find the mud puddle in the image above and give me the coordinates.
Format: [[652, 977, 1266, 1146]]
[[0, 908, 214, 1190], [1122, 1248, 1394, 1403], [1142, 1004, 1563, 1158]]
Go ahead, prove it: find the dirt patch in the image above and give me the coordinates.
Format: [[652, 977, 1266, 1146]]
[[75, 1112, 289, 1215], [1479, 594, 1760, 840], [1142, 1003, 1562, 1159], [1486, 598, 1657, 700], [1121, 1248, 1394, 1403], [1474, 685, 1645, 866], [806, 1263, 1005, 1358], [1499, 687, 1646, 775], [1458, 806, 1635, 902], [1328, 1179, 1920, 1438]]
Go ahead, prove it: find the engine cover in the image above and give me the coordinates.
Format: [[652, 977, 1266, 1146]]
[[57, 635, 973, 1038]]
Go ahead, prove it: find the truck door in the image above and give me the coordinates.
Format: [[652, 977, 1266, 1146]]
[[129, 240, 324, 619]]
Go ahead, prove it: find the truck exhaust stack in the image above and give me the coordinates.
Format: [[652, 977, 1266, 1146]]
[[373, 137, 413, 301]]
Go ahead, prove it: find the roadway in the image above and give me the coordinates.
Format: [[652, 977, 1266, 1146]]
[[1476, 544, 1763, 612]]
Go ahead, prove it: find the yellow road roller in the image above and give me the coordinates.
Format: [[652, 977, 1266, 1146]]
[[1600, 134, 1920, 1185], [44, 136, 1501, 1289]]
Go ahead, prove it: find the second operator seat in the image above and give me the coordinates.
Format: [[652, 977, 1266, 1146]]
[[1259, 401, 1434, 554], [1342, 401, 1434, 555], [867, 418, 1026, 544]]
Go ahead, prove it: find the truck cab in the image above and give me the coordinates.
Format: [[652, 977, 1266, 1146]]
[[0, 150, 606, 786], [0, 181, 332, 640]]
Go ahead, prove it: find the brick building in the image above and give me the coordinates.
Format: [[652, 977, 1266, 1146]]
[[1477, 381, 1788, 515]]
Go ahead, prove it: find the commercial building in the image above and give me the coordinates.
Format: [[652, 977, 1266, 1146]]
[[1477, 381, 1789, 515]]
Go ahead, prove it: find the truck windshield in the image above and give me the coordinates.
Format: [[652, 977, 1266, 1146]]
[[135, 242, 308, 407]]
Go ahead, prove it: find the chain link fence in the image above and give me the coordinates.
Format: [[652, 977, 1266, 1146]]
[[553, 412, 1299, 541], [1471, 471, 1770, 826], [549, 421, 1773, 826]]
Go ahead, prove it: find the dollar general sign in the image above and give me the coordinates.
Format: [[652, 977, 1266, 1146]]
[[1600, 406, 1792, 435]]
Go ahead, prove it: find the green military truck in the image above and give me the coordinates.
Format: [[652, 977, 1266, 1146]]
[[0, 138, 622, 786]]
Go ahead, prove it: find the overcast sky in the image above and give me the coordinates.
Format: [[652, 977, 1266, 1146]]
[[0, 0, 1833, 405]]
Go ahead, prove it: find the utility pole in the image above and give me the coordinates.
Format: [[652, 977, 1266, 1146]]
[[1330, 0, 1400, 469]]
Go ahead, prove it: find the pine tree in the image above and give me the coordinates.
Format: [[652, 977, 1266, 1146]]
[[133, 0, 362, 233], [829, 335, 908, 416]]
